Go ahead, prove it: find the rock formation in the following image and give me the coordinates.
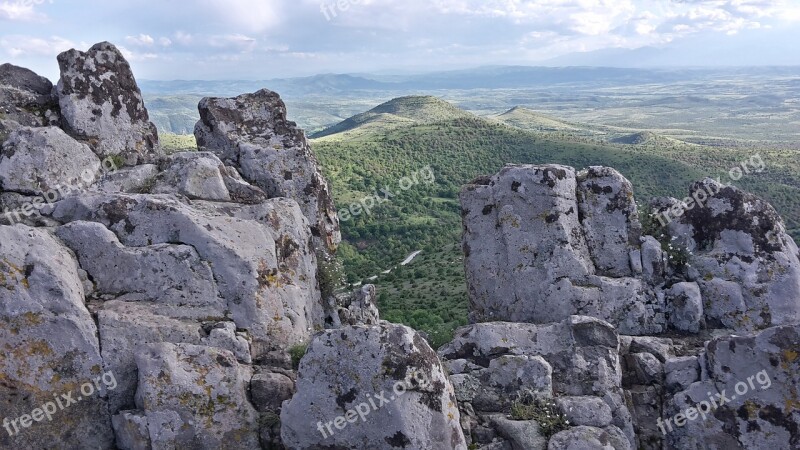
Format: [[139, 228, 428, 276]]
[[56, 42, 160, 165], [281, 323, 466, 449], [194, 89, 341, 257], [0, 63, 60, 131], [461, 165, 663, 335], [457, 163, 800, 449], [0, 42, 332, 450], [2, 41, 799, 450]]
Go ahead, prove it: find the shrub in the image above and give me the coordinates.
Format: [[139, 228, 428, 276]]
[[509, 390, 569, 438], [289, 343, 308, 369]]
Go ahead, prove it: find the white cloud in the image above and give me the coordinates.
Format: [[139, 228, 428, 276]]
[[207, 34, 257, 52], [0, 35, 73, 57], [117, 45, 159, 62], [0, 0, 48, 22], [174, 31, 194, 46], [125, 33, 155, 46]]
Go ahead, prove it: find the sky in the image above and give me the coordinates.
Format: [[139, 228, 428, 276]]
[[1, 0, 799, 80]]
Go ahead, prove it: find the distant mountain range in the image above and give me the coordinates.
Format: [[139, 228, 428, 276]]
[[140, 65, 800, 97]]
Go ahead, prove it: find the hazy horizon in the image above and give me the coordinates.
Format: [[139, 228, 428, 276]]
[[2, 0, 799, 81]]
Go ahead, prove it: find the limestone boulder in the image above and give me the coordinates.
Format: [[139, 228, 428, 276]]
[[665, 323, 800, 449], [658, 178, 800, 331], [0, 63, 60, 128], [130, 343, 260, 449], [0, 126, 101, 195], [195, 89, 340, 255], [577, 166, 642, 278], [50, 193, 323, 358], [281, 323, 466, 450], [56, 42, 160, 164], [460, 164, 664, 335], [337, 284, 380, 326]]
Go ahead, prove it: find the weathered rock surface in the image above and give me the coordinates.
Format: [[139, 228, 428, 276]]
[[439, 316, 636, 449], [336, 284, 380, 326], [0, 63, 60, 129], [461, 164, 664, 335], [665, 282, 704, 333], [95, 300, 203, 415], [0, 225, 114, 449], [665, 323, 800, 449], [462, 163, 800, 341], [0, 126, 101, 195], [96, 164, 158, 194], [127, 343, 260, 449], [548, 425, 631, 450], [151, 151, 268, 204], [281, 323, 466, 450], [195, 89, 340, 255], [577, 166, 642, 278], [655, 178, 800, 332], [50, 193, 323, 358], [488, 415, 548, 450], [57, 42, 160, 164]]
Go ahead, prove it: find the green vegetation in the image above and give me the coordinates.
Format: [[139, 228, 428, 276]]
[[317, 252, 346, 301], [159, 133, 197, 153], [108, 154, 126, 170], [289, 343, 308, 369], [313, 96, 800, 347], [509, 390, 569, 438]]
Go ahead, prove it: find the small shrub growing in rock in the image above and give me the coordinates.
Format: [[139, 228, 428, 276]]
[[260, 411, 281, 428], [639, 202, 664, 238], [662, 238, 691, 268], [638, 203, 692, 269], [289, 343, 308, 369], [317, 253, 346, 300], [509, 390, 569, 438], [108, 154, 126, 170]]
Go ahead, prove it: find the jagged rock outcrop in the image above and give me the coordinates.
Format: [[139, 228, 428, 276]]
[[281, 323, 466, 449], [194, 89, 340, 256], [654, 178, 800, 331], [336, 284, 380, 326], [56, 42, 160, 165], [456, 163, 800, 449], [461, 164, 664, 335], [50, 193, 323, 358], [462, 164, 800, 338], [1, 42, 339, 450], [0, 63, 60, 129]]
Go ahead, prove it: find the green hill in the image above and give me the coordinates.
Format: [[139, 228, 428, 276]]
[[312, 96, 473, 139], [494, 106, 584, 133]]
